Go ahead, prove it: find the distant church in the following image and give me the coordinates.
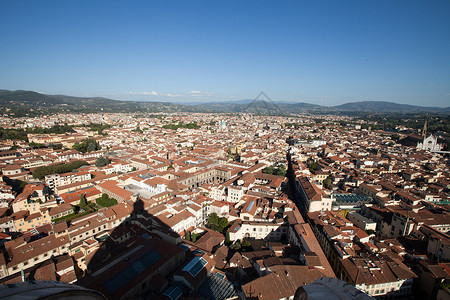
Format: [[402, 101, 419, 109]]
[[416, 120, 442, 151]]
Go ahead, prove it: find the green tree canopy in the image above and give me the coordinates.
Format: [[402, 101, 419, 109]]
[[87, 123, 111, 135], [79, 193, 88, 207], [162, 122, 200, 130], [96, 193, 118, 207], [72, 139, 101, 153], [32, 160, 88, 180], [323, 177, 332, 189], [207, 212, 229, 233], [262, 164, 286, 177], [308, 162, 317, 173], [95, 156, 111, 167], [230, 240, 241, 251]]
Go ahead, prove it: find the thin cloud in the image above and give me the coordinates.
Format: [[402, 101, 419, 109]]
[[129, 91, 158, 96], [126, 91, 214, 98], [189, 91, 215, 97], [161, 93, 183, 97]]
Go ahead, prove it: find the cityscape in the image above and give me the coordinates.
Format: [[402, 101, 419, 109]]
[[1, 1, 449, 299], [0, 106, 448, 299]]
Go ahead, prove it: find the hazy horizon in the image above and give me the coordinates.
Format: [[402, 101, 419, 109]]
[[3, 88, 450, 108]]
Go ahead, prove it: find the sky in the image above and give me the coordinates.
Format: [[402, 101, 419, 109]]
[[0, 1, 449, 107]]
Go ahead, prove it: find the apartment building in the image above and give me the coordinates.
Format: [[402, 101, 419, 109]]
[[296, 176, 333, 213], [45, 171, 91, 189]]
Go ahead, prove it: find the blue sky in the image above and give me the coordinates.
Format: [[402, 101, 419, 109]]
[[1, 1, 449, 106]]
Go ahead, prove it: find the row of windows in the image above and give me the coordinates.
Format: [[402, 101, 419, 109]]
[[11, 249, 57, 271], [244, 226, 285, 232], [71, 225, 107, 241]]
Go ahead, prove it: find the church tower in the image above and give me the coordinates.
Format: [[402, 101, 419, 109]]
[[422, 120, 427, 137]]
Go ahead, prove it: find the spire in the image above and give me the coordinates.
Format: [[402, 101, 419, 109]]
[[422, 120, 427, 137]]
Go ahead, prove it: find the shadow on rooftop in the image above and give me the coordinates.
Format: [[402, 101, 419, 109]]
[[74, 197, 185, 299]]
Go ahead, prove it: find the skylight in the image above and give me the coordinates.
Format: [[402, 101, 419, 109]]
[[182, 256, 207, 277]]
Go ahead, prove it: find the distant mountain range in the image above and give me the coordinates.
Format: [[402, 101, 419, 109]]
[[0, 90, 188, 116], [1, 89, 449, 116], [333, 101, 449, 113]]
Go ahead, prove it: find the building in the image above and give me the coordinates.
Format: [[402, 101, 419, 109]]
[[296, 176, 333, 213], [294, 277, 374, 300], [227, 219, 285, 241], [77, 239, 185, 299], [45, 171, 91, 189], [417, 135, 442, 151], [307, 210, 417, 298]]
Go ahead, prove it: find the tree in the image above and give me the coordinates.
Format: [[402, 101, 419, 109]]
[[262, 165, 275, 175], [207, 213, 228, 233], [50, 143, 63, 150], [262, 164, 286, 177], [72, 139, 100, 153], [218, 217, 229, 233], [32, 160, 88, 179], [225, 231, 231, 245], [87, 142, 96, 152], [208, 213, 219, 229], [191, 232, 199, 243], [87, 123, 111, 135], [323, 177, 332, 189], [79, 194, 88, 207], [230, 240, 241, 251], [185, 230, 191, 241], [241, 239, 252, 251], [95, 156, 111, 167], [274, 164, 287, 176], [96, 193, 118, 207], [308, 162, 317, 173]]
